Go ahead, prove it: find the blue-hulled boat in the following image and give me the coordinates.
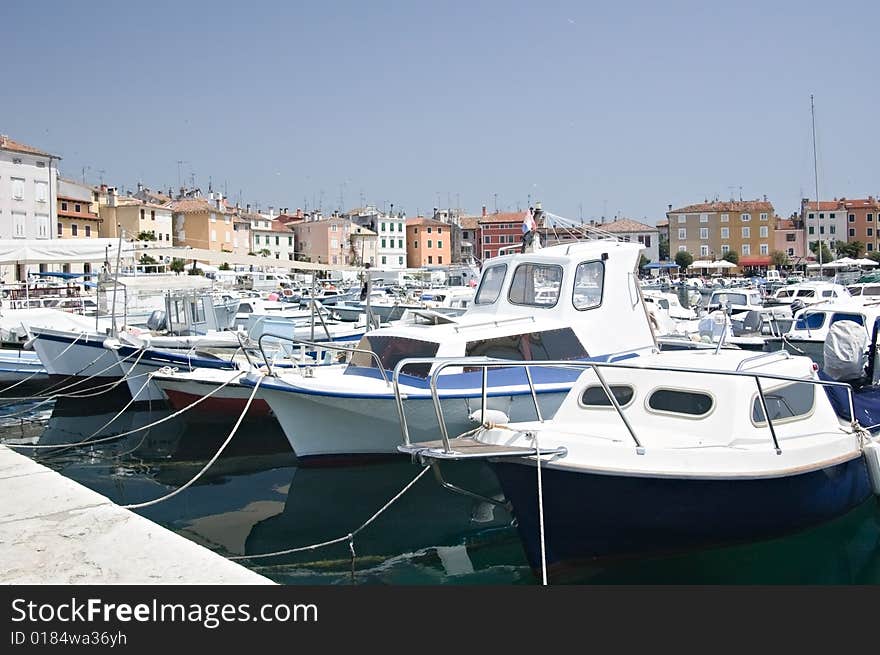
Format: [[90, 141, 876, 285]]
[[401, 349, 880, 573]]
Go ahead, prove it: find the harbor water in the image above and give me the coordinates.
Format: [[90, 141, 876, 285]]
[[2, 395, 879, 585]]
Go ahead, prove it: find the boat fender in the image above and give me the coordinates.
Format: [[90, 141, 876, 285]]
[[22, 336, 37, 351], [468, 409, 510, 426], [864, 440, 880, 497], [103, 337, 122, 351]]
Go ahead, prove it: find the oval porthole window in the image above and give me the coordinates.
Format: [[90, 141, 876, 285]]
[[580, 385, 634, 407], [648, 389, 713, 416]]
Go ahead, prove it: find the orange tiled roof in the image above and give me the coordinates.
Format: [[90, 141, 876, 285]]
[[459, 216, 480, 230], [803, 200, 846, 211], [0, 134, 58, 158], [406, 216, 447, 227], [477, 211, 529, 225], [670, 200, 774, 214], [598, 218, 658, 233], [840, 198, 880, 210], [169, 198, 215, 213]]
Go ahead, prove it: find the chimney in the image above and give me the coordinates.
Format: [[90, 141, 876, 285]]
[[481, 205, 487, 217], [137, 182, 144, 192], [296, 208, 302, 218], [667, 204, 672, 212], [108, 187, 118, 207], [246, 204, 250, 213]]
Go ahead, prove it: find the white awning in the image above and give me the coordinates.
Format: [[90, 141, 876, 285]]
[[0, 238, 136, 264], [136, 244, 354, 272]]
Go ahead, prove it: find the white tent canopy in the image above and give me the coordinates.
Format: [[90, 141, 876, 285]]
[[0, 238, 136, 264], [854, 258, 878, 267], [806, 261, 849, 269], [689, 259, 736, 269]]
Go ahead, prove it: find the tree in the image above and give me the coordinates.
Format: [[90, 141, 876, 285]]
[[169, 258, 185, 274], [259, 248, 271, 257], [219, 262, 231, 271], [868, 251, 880, 264], [809, 240, 835, 263], [770, 250, 789, 268], [139, 254, 157, 265], [836, 240, 865, 258], [722, 250, 739, 265], [674, 250, 693, 270], [638, 254, 650, 271], [136, 231, 157, 241], [658, 231, 669, 261]]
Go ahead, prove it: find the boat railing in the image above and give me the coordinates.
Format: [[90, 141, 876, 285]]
[[394, 356, 858, 458], [452, 315, 535, 333], [254, 331, 388, 384]]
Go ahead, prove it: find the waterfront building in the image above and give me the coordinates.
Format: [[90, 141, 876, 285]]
[[667, 199, 776, 271], [0, 134, 60, 280], [289, 216, 351, 266], [840, 197, 880, 253], [406, 216, 450, 267]]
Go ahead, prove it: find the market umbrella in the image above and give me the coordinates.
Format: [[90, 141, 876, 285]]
[[855, 258, 878, 267]]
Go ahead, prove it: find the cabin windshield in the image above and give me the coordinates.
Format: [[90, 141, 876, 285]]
[[713, 292, 748, 306], [507, 263, 563, 307], [474, 264, 507, 305], [573, 261, 604, 310], [349, 335, 439, 378]]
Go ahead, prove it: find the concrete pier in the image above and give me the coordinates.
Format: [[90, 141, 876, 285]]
[[0, 445, 274, 584]]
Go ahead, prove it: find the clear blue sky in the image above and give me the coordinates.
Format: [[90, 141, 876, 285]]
[[3, 0, 878, 223]]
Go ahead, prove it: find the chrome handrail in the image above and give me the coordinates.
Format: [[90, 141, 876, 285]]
[[397, 357, 858, 456], [735, 349, 791, 372], [254, 331, 388, 384], [392, 356, 503, 447]]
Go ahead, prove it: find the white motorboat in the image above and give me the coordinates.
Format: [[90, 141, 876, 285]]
[[400, 349, 880, 571], [242, 240, 658, 463]]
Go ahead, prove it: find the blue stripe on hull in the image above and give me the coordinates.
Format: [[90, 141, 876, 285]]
[[490, 456, 873, 570]]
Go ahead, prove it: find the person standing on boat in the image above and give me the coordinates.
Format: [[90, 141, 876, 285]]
[[521, 207, 537, 253]]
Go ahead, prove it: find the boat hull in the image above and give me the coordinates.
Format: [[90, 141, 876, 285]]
[[30, 330, 121, 380], [160, 380, 272, 418], [258, 383, 567, 463], [491, 455, 874, 571]]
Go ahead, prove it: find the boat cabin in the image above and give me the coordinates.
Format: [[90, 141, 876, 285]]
[[346, 241, 657, 379]]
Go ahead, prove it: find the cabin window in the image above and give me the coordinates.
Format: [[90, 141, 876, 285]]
[[752, 382, 815, 425], [573, 261, 604, 310], [239, 303, 252, 313], [794, 312, 826, 330], [349, 335, 439, 378], [507, 263, 563, 307], [465, 328, 588, 361], [829, 313, 864, 327], [579, 384, 634, 408], [474, 264, 507, 305], [647, 389, 714, 416]]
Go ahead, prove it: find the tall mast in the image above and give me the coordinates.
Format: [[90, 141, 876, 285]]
[[811, 94, 822, 277]]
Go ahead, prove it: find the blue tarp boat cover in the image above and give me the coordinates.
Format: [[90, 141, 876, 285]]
[[818, 370, 880, 430]]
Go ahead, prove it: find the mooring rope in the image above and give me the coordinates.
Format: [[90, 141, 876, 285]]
[[120, 374, 263, 509], [229, 465, 431, 562], [0, 342, 144, 403], [0, 348, 150, 420], [531, 431, 549, 586], [4, 368, 246, 449], [0, 332, 86, 400]]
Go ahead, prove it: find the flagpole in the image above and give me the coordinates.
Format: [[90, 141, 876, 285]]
[[811, 94, 823, 278]]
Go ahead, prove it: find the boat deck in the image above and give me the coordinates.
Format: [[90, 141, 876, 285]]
[[399, 437, 566, 461]]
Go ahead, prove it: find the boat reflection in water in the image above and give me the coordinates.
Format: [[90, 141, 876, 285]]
[[240, 460, 522, 583], [6, 398, 877, 585]]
